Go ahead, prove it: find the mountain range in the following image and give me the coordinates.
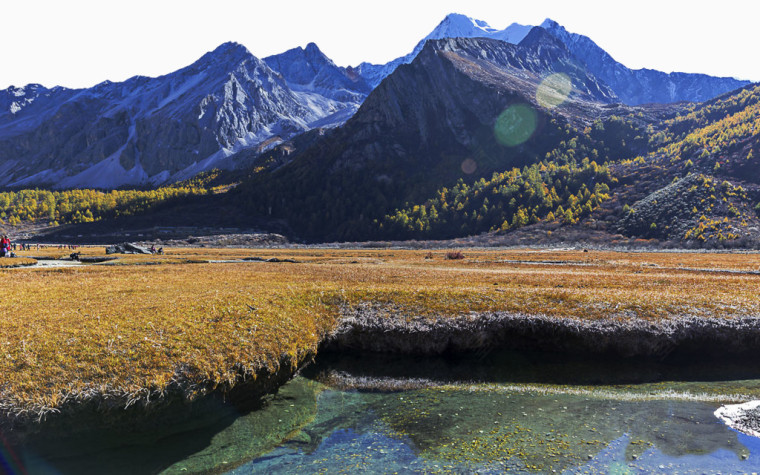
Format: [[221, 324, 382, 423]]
[[240, 28, 632, 239], [233, 22, 759, 245], [1, 13, 759, 248], [0, 42, 364, 189], [0, 13, 751, 190], [355, 13, 749, 104]]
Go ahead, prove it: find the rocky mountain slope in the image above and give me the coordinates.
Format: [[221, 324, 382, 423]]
[[614, 84, 760, 244], [354, 13, 534, 89], [230, 25, 760, 246], [539, 20, 750, 105], [6, 29, 757, 248], [263, 42, 371, 103], [374, 82, 760, 247], [0, 42, 361, 189], [238, 30, 637, 239], [355, 13, 750, 106]]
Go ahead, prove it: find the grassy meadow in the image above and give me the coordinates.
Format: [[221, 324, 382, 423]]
[[2, 247, 760, 420]]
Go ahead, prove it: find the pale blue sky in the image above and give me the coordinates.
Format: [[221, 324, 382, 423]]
[[0, 0, 756, 89]]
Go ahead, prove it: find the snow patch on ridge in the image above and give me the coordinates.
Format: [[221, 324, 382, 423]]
[[356, 13, 533, 88], [156, 71, 209, 111], [55, 156, 148, 189], [492, 23, 534, 44], [307, 103, 360, 129]]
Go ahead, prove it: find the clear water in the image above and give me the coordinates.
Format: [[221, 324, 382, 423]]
[[6, 351, 760, 474]]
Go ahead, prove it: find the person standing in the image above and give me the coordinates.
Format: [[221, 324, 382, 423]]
[[0, 235, 10, 257]]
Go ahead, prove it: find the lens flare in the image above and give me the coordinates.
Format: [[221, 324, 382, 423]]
[[0, 429, 26, 475], [494, 104, 537, 147], [461, 158, 477, 174], [536, 73, 572, 109]]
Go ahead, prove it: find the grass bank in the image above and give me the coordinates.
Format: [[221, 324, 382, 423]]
[[3, 248, 760, 429]]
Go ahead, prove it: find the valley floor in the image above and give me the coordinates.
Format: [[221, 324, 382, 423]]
[[2, 247, 760, 434]]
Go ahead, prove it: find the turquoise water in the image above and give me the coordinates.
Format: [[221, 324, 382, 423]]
[[6, 351, 760, 474], [218, 382, 760, 474]]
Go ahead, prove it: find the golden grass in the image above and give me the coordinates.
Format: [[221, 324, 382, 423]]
[[0, 263, 337, 417], [3, 248, 760, 417]]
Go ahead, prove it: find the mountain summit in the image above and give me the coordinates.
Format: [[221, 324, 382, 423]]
[[193, 41, 253, 69], [429, 13, 533, 44], [355, 13, 533, 88], [425, 13, 500, 38], [264, 42, 370, 103]]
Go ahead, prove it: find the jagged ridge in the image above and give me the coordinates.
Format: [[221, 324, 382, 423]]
[[0, 42, 361, 189]]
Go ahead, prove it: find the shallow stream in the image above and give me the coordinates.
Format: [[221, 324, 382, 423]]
[[6, 350, 760, 474]]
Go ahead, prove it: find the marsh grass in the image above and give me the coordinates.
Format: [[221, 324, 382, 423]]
[[0, 262, 338, 422], [3, 248, 760, 422]]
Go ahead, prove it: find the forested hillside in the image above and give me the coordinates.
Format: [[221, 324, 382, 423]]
[[0, 184, 209, 226], [615, 85, 760, 244], [379, 158, 613, 240]]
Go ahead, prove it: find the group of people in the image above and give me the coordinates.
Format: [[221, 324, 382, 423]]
[[0, 238, 162, 257], [0, 236, 80, 257]]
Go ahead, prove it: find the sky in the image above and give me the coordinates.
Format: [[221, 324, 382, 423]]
[[0, 0, 756, 90]]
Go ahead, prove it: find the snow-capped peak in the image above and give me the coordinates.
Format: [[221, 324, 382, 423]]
[[354, 13, 535, 89], [540, 18, 562, 30], [427, 13, 533, 45], [427, 13, 499, 41]]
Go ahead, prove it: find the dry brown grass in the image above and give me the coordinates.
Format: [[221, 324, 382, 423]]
[[3, 248, 760, 418], [0, 262, 337, 419]]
